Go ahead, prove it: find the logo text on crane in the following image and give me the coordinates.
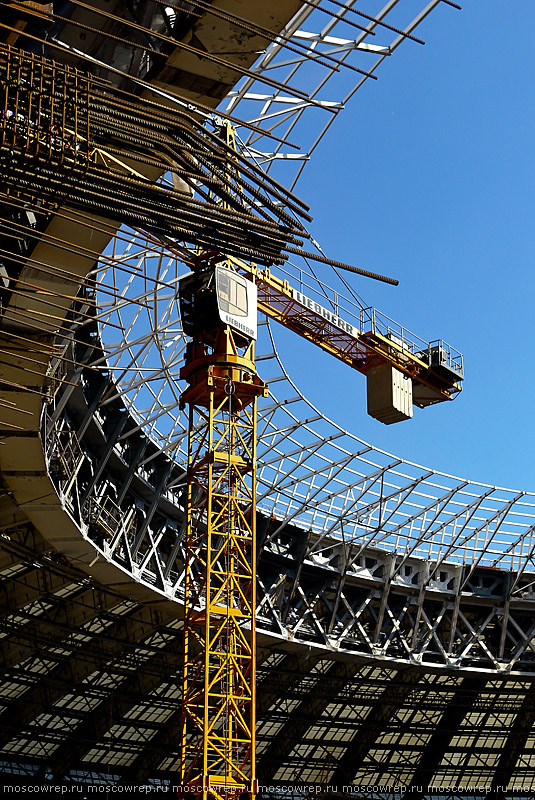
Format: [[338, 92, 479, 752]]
[[292, 289, 357, 337]]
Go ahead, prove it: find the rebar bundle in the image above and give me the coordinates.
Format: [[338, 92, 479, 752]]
[[0, 44, 312, 266]]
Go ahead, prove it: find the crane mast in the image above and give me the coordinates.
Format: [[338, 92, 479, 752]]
[[178, 123, 268, 798], [178, 256, 266, 799]]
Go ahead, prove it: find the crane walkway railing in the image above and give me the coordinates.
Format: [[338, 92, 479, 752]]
[[246, 256, 464, 384]]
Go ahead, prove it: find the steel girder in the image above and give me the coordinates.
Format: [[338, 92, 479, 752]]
[[36, 342, 535, 675], [3, 543, 535, 795]]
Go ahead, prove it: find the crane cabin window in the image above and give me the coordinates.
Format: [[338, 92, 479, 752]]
[[215, 265, 257, 340], [216, 266, 248, 317]]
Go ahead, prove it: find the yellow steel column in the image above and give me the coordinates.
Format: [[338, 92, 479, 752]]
[[179, 327, 266, 800]]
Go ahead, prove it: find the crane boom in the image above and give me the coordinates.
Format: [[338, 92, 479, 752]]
[[228, 256, 463, 415]]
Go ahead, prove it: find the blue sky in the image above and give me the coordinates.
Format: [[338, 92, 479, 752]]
[[268, 1, 535, 490]]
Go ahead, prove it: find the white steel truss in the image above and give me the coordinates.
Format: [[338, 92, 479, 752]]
[[224, 0, 458, 187]]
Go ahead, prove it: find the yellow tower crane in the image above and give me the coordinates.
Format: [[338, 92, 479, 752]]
[[176, 127, 463, 800], [178, 257, 266, 800]]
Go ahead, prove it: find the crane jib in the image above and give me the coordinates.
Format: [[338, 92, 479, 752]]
[[291, 289, 357, 337]]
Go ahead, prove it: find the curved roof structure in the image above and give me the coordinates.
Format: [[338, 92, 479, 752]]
[[1, 2, 534, 798]]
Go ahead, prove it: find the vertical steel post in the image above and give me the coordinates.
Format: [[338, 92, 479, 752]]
[[179, 327, 266, 800]]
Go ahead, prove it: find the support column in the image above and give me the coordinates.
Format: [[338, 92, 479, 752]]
[[179, 326, 267, 800]]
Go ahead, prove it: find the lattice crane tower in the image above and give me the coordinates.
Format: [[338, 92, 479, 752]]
[[175, 114, 462, 795]]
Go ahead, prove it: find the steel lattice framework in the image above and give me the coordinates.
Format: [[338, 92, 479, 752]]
[[94, 230, 535, 576], [225, 0, 453, 187]]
